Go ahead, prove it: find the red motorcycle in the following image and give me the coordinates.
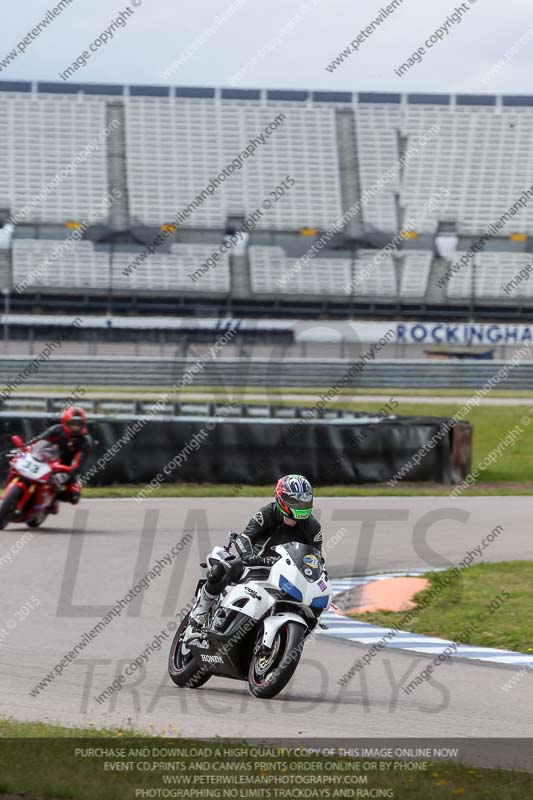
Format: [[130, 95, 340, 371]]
[[0, 435, 71, 530]]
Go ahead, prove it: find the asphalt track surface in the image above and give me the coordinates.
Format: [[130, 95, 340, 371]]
[[0, 497, 532, 768]]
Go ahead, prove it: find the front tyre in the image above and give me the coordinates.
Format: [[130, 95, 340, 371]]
[[168, 613, 212, 689], [27, 512, 48, 529], [0, 483, 23, 530], [248, 621, 306, 699]]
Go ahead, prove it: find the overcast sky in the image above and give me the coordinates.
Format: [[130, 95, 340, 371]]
[[1, 0, 532, 94]]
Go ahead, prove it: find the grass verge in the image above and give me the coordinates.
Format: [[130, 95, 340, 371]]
[[83, 482, 533, 498], [15, 385, 533, 398], [348, 561, 533, 653], [0, 719, 531, 800]]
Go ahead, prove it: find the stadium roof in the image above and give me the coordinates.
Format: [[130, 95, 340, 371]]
[[1, 80, 533, 106]]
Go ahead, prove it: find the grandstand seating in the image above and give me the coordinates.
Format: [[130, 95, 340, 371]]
[[249, 245, 409, 296], [3, 83, 533, 306], [12, 240, 230, 293], [447, 252, 533, 299], [399, 251, 433, 296], [13, 239, 109, 289], [16, 238, 428, 298], [353, 249, 396, 296], [249, 246, 351, 295], [126, 98, 342, 229], [0, 93, 108, 224], [3, 85, 533, 239], [400, 105, 533, 236], [113, 244, 230, 292]]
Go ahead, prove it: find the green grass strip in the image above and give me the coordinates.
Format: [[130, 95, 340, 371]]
[[0, 719, 531, 799], [349, 561, 533, 653]]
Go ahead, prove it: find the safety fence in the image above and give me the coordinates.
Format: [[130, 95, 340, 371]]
[[0, 411, 471, 486], [0, 356, 533, 389]]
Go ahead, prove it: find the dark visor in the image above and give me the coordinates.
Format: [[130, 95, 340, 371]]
[[281, 493, 313, 510]]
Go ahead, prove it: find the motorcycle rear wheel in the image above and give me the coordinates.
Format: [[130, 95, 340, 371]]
[[248, 621, 306, 699], [0, 484, 23, 530], [168, 613, 212, 689]]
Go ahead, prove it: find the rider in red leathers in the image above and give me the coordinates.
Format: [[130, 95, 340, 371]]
[[26, 407, 92, 512]]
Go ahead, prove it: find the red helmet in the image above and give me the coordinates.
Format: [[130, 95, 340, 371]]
[[61, 406, 88, 437], [275, 474, 313, 520]]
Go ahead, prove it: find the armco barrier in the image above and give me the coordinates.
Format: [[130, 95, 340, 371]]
[[0, 356, 532, 390], [0, 412, 471, 486]]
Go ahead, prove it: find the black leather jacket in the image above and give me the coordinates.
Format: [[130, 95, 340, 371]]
[[236, 501, 322, 560]]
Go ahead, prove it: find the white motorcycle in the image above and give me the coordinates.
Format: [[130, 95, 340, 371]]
[[168, 533, 332, 699]]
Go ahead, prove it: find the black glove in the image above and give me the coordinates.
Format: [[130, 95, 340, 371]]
[[234, 533, 254, 561], [243, 555, 278, 568]]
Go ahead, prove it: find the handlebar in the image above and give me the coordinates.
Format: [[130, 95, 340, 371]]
[[225, 531, 274, 566], [243, 555, 278, 568], [53, 463, 72, 474], [11, 435, 26, 450]]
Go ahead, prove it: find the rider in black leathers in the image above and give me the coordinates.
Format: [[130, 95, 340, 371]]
[[189, 474, 321, 628]]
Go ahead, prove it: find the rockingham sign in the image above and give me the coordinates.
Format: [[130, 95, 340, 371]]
[[393, 322, 533, 346], [6, 314, 533, 347], [291, 320, 533, 346]]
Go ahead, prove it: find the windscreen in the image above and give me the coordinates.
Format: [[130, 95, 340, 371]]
[[30, 441, 60, 462], [283, 542, 323, 582]]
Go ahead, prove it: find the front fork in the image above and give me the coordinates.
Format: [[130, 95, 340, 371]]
[[4, 475, 35, 512]]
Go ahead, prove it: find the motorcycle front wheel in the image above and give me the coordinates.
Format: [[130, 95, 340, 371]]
[[168, 613, 212, 689], [248, 621, 306, 699], [27, 512, 48, 529], [0, 483, 23, 530]]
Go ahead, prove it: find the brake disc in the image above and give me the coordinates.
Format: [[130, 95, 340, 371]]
[[255, 635, 281, 675]]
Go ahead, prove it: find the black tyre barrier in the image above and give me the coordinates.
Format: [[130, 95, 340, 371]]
[[0, 411, 471, 486]]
